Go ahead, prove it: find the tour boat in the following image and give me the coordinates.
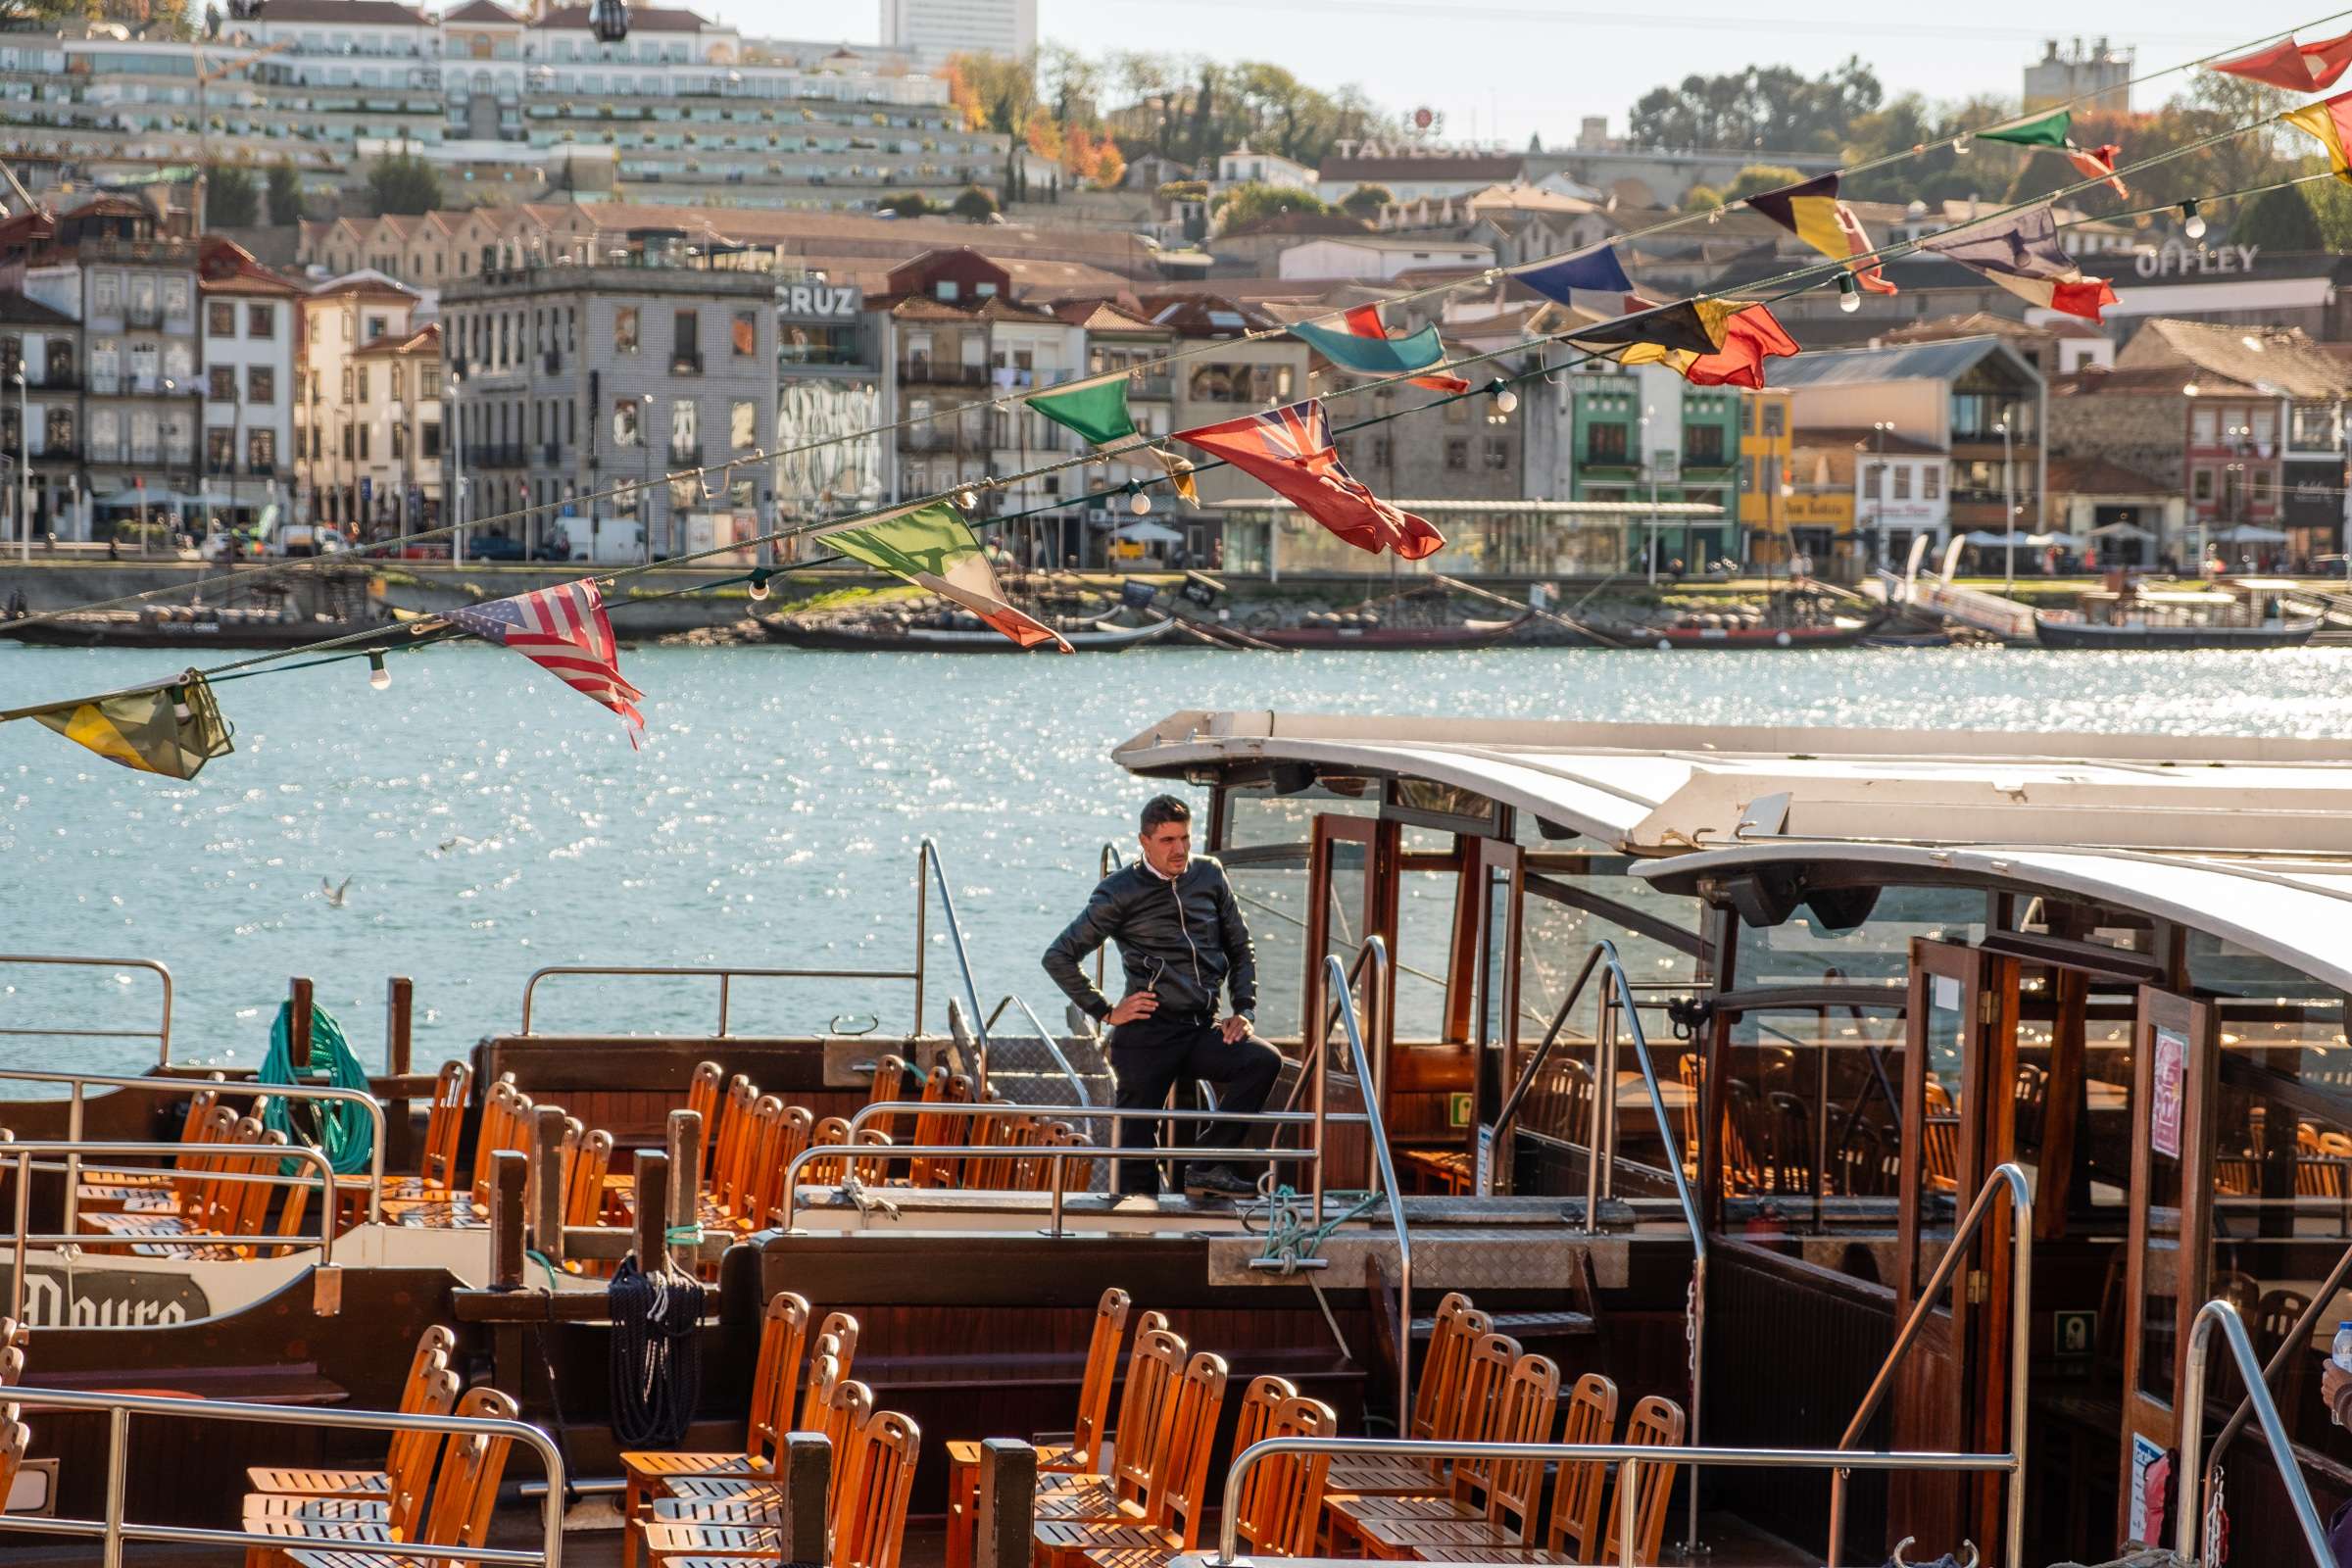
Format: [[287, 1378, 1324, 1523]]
[[12, 713, 2352, 1565]]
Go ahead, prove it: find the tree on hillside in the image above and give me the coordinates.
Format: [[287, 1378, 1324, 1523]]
[[367, 152, 442, 217], [1680, 182, 1724, 213], [203, 163, 259, 227], [1629, 59, 1881, 154], [1215, 181, 1331, 230], [266, 162, 302, 224], [1340, 183, 1393, 218], [947, 51, 1039, 136], [1721, 164, 1804, 201], [878, 191, 933, 217], [951, 184, 999, 222], [2233, 182, 2326, 251]]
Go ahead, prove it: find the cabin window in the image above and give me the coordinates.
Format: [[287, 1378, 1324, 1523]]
[[1716, 1003, 1909, 1244], [1732, 885, 1984, 989]]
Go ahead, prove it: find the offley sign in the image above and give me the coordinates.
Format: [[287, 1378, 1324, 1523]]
[[2133, 242, 2261, 279]]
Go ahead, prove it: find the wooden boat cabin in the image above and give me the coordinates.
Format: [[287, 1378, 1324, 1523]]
[[6, 710, 2352, 1567]]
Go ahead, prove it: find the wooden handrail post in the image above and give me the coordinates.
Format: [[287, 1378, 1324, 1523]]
[[664, 1109, 703, 1235], [975, 1439, 1036, 1568], [526, 1106, 567, 1273], [632, 1150, 671, 1271], [385, 976, 416, 1168], [778, 1431, 832, 1564], [287, 977, 313, 1070], [490, 1148, 527, 1290]]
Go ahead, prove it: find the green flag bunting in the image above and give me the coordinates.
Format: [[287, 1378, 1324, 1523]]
[[1979, 110, 2074, 149], [1026, 375, 1138, 448]]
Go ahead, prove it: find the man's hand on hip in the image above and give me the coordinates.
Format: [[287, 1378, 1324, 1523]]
[[1218, 1013, 1252, 1044], [1106, 992, 1159, 1027]]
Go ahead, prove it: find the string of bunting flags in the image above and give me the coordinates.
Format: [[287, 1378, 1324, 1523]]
[[12, 21, 2352, 772]]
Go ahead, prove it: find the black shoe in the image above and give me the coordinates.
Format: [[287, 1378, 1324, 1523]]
[[1184, 1162, 1259, 1198]]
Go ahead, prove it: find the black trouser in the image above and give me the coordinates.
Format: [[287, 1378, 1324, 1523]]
[[1107, 1010, 1283, 1196]]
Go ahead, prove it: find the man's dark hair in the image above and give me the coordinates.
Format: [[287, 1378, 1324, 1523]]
[[1140, 795, 1192, 833]]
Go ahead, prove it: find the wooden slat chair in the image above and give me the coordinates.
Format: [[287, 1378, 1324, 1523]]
[[800, 1117, 856, 1191], [1047, 1124, 1097, 1197], [721, 1098, 787, 1230], [642, 1377, 875, 1549], [1325, 1331, 1519, 1550], [747, 1105, 814, 1227], [248, 1328, 458, 1499], [947, 1289, 1133, 1568], [1083, 1392, 1336, 1568], [618, 1291, 811, 1566], [1596, 1395, 1686, 1567], [379, 1061, 474, 1202], [242, 1362, 459, 1541], [1355, 1350, 1559, 1558], [1321, 1297, 1490, 1517], [1387, 1377, 1625, 1567], [384, 1081, 529, 1227], [907, 1069, 969, 1189], [1033, 1350, 1229, 1568], [275, 1388, 521, 1568], [863, 1054, 915, 1143], [567, 1131, 617, 1226], [240, 1368, 466, 1565], [709, 1075, 759, 1218], [78, 1080, 225, 1212], [1032, 1313, 1178, 1504], [86, 1114, 271, 1253]]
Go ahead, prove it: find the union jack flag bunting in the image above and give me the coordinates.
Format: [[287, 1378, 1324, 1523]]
[[446, 578, 645, 746], [1177, 399, 1445, 560]]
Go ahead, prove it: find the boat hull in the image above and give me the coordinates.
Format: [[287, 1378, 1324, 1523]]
[[2031, 615, 2322, 649], [762, 616, 1176, 652], [0, 615, 406, 651], [1619, 621, 1880, 650], [1248, 619, 1526, 650]]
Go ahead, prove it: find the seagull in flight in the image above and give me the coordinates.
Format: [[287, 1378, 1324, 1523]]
[[321, 877, 351, 908]]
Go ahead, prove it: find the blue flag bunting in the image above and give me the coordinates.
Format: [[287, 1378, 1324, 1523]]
[[1512, 244, 1635, 304]]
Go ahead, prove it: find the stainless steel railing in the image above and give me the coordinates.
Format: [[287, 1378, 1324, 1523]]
[[1827, 1161, 2034, 1568], [1, 1139, 339, 1324], [1588, 939, 1710, 1556], [0, 1383, 565, 1568], [0, 1066, 389, 1226], [2179, 1298, 2334, 1565], [2207, 1232, 2352, 1488], [922, 836, 994, 1093], [1323, 945, 1415, 1428], [0, 955, 173, 1065], [1214, 1435, 2022, 1568], [779, 1140, 1289, 1236], [981, 993, 1094, 1110]]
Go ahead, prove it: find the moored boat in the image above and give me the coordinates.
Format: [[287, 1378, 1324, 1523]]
[[760, 612, 1177, 651]]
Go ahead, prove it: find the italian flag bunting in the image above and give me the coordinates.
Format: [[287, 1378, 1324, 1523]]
[[813, 501, 1070, 651], [1978, 110, 2128, 197]]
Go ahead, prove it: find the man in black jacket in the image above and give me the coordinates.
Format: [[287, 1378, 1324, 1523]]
[[1043, 794, 1280, 1198]]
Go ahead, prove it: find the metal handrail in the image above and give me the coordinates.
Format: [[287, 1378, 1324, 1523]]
[[992, 994, 1094, 1111], [1323, 946, 1414, 1431], [1213, 1436, 2021, 1568], [518, 961, 921, 1037], [1592, 939, 1711, 1556], [1096, 842, 1122, 995], [0, 1383, 565, 1567], [1292, 937, 1392, 1214], [1827, 1160, 2034, 1568], [2180, 1299, 2334, 1565], [921, 836, 993, 1094], [0, 956, 173, 1064], [0, 1066, 389, 1226], [2209, 1234, 2352, 1476], [842, 1103, 1368, 1138], [2, 1140, 339, 1324]]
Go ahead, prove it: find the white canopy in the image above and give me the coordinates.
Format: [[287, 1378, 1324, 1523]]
[[2089, 521, 2154, 541], [1962, 530, 2082, 549], [2211, 524, 2290, 544], [1112, 520, 1185, 545]]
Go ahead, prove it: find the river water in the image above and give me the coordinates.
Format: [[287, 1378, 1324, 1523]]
[[5, 642, 2351, 1076]]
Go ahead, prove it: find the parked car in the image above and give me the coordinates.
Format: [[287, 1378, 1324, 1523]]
[[269, 525, 347, 558], [396, 538, 452, 561], [463, 533, 527, 563]]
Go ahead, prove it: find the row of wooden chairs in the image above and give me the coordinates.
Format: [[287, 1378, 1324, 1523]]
[[76, 1102, 318, 1260], [239, 1323, 521, 1568], [1327, 1293, 1685, 1565]]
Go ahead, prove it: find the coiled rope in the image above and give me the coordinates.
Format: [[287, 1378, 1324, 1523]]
[[260, 1000, 376, 1176], [607, 1250, 705, 1449], [1246, 1183, 1382, 1273]]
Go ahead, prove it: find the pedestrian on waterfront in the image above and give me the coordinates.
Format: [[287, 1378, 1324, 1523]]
[[1043, 794, 1279, 1200]]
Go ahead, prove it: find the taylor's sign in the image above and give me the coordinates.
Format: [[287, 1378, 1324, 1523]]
[[2132, 242, 2261, 279], [777, 281, 860, 321]]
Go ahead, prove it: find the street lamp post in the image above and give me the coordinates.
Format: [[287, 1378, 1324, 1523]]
[[446, 370, 465, 566], [13, 369, 26, 564], [1639, 402, 1657, 585], [1995, 418, 2014, 592], [640, 392, 655, 563]]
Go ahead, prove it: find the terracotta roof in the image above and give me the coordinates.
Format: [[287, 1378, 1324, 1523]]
[[532, 3, 710, 28], [1216, 211, 1371, 242], [255, 0, 428, 21], [1792, 426, 1949, 458], [0, 291, 75, 328], [994, 257, 1132, 298], [2052, 364, 2255, 398], [440, 0, 523, 23], [198, 236, 300, 297], [352, 323, 442, 358], [2048, 455, 2171, 496], [2115, 318, 2352, 401], [1138, 293, 1286, 336], [1050, 300, 1165, 335], [307, 269, 419, 302]]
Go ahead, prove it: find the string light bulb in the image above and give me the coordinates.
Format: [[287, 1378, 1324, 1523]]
[[956, 487, 978, 511], [1953, 133, 1971, 156], [368, 652, 390, 691], [1126, 481, 1152, 515], [2181, 199, 2207, 240], [748, 568, 771, 602], [1837, 272, 1863, 314], [1488, 378, 1519, 416]]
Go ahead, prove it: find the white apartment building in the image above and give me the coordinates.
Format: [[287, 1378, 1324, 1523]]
[[198, 238, 300, 528], [879, 0, 1037, 62]]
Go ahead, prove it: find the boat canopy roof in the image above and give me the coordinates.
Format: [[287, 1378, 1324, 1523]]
[[1117, 710, 2352, 858], [1636, 840, 2352, 993]]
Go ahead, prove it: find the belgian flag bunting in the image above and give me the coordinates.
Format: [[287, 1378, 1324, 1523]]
[[1742, 173, 1848, 262], [4, 668, 234, 778], [2284, 89, 2352, 183], [1561, 297, 1734, 360]]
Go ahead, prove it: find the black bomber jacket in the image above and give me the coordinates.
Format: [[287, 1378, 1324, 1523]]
[[1041, 857, 1257, 1023]]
